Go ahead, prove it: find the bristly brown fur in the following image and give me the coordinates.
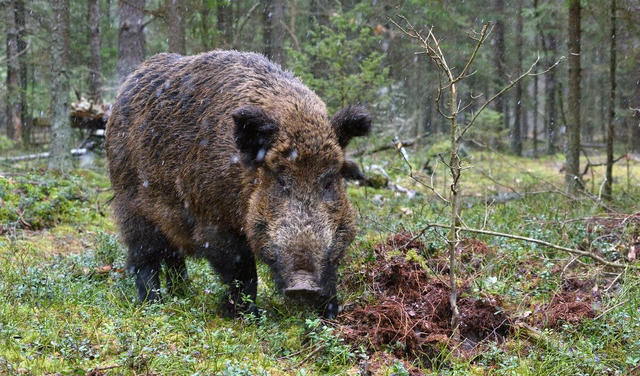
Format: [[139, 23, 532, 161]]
[[106, 50, 370, 318]]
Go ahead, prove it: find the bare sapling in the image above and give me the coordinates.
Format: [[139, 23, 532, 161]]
[[391, 16, 561, 328]]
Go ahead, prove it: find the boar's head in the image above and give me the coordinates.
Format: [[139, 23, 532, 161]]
[[233, 105, 370, 317]]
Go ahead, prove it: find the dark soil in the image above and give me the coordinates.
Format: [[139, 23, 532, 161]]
[[539, 276, 598, 329], [338, 233, 510, 363]]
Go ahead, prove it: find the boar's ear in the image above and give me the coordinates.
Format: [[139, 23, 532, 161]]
[[232, 106, 280, 167], [341, 159, 365, 181], [331, 105, 372, 149]]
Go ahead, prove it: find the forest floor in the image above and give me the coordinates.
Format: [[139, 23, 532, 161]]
[[1, 143, 639, 375]]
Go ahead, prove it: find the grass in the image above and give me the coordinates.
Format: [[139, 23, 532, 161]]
[[0, 145, 639, 375]]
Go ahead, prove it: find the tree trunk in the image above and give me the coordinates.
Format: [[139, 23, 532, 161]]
[[49, 0, 72, 171], [263, 0, 272, 60], [271, 0, 286, 66], [5, 0, 23, 144], [117, 0, 145, 86], [512, 0, 523, 156], [546, 33, 558, 154], [217, 0, 232, 48], [633, 54, 640, 153], [166, 0, 186, 55], [604, 0, 616, 200], [263, 0, 287, 66], [199, 4, 211, 51], [16, 0, 28, 146], [533, 63, 539, 157], [88, 0, 102, 103], [565, 0, 581, 194], [493, 0, 508, 131], [533, 0, 539, 157]]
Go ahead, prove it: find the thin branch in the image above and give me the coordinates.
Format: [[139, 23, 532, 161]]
[[279, 19, 300, 52], [454, 24, 493, 83], [582, 153, 627, 176], [0, 40, 30, 65], [296, 345, 326, 367], [231, 1, 261, 48], [420, 223, 640, 270], [458, 56, 564, 142]]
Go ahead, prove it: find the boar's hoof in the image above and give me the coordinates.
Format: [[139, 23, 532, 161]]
[[321, 298, 339, 320]]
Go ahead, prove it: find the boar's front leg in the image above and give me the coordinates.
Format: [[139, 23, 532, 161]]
[[320, 266, 339, 320], [206, 233, 258, 318]]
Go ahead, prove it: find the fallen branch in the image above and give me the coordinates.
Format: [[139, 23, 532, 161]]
[[581, 153, 627, 176], [420, 222, 640, 270], [295, 344, 325, 368], [3, 152, 51, 162], [2, 149, 88, 162], [515, 322, 565, 351], [350, 139, 415, 158], [87, 364, 120, 375]]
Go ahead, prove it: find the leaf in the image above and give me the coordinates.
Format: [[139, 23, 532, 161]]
[[628, 244, 638, 261]]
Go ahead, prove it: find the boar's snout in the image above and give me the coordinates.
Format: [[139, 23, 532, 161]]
[[284, 271, 322, 302]]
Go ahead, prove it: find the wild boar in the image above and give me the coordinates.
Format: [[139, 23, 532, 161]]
[[105, 50, 370, 318]]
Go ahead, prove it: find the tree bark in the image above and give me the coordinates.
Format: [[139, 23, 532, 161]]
[[263, 0, 272, 60], [217, 0, 232, 48], [5, 0, 23, 144], [200, 3, 211, 51], [633, 54, 640, 153], [604, 0, 616, 200], [263, 0, 286, 66], [88, 0, 102, 103], [546, 33, 558, 154], [49, 0, 72, 171], [565, 0, 581, 194], [166, 0, 186, 55], [117, 0, 145, 86], [16, 0, 28, 146], [512, 0, 523, 156], [493, 0, 508, 131], [532, 0, 539, 157]]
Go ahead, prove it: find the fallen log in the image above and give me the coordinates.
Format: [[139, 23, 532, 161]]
[[2, 148, 88, 162]]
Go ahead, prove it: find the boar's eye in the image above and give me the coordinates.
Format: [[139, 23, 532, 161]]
[[322, 178, 337, 200], [324, 180, 334, 191], [276, 177, 289, 192]]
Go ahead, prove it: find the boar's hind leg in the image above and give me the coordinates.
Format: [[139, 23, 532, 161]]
[[206, 234, 258, 318]]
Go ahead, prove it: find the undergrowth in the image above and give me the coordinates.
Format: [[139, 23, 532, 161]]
[[0, 148, 638, 375]]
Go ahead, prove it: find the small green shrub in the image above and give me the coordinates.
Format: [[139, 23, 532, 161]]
[[0, 172, 97, 230], [0, 135, 16, 152]]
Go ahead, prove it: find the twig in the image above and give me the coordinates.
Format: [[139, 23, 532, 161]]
[[515, 322, 565, 351], [594, 300, 627, 320], [419, 222, 640, 270], [581, 153, 627, 176], [0, 40, 30, 65], [87, 364, 120, 375], [296, 344, 325, 368], [459, 55, 564, 142], [231, 2, 261, 48]]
